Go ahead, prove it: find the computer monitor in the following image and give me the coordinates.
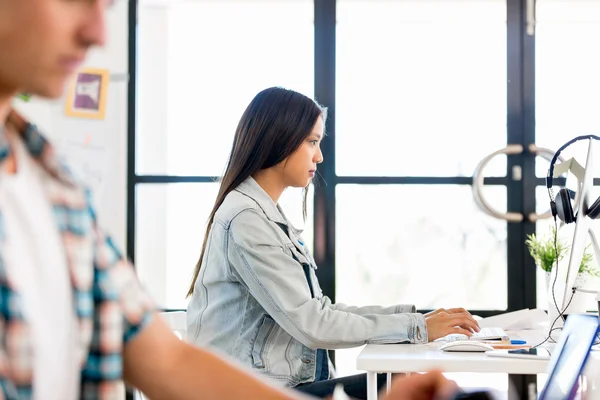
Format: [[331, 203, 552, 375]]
[[538, 314, 599, 400], [547, 138, 596, 324]]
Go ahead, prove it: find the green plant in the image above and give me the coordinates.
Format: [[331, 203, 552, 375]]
[[525, 226, 599, 277], [16, 94, 31, 102]]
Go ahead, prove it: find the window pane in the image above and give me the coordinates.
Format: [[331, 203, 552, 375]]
[[336, 1, 506, 176], [136, 183, 219, 309], [336, 184, 507, 311], [135, 183, 314, 309], [535, 0, 600, 177], [137, 0, 314, 176]]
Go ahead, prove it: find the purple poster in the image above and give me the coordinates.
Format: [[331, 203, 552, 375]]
[[73, 73, 103, 111]]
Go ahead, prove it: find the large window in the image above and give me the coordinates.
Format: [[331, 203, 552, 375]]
[[336, 1, 507, 177], [336, 185, 507, 309], [131, 0, 600, 382], [336, 0, 507, 309], [135, 0, 314, 308], [534, 0, 600, 310], [333, 0, 508, 377]]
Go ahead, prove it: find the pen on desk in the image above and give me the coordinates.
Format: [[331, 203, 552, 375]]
[[490, 344, 531, 350], [511, 340, 527, 345]]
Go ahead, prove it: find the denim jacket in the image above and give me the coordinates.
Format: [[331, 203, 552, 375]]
[[187, 177, 427, 387]]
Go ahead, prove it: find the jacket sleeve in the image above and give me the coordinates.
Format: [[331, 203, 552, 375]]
[[227, 209, 428, 350], [327, 300, 418, 316]]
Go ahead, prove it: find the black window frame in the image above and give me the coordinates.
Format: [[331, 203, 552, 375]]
[[127, 0, 549, 325]]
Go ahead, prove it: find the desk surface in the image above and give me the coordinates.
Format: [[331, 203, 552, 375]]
[[356, 343, 549, 375], [356, 330, 551, 375]]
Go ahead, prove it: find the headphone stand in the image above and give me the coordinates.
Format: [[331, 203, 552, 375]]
[[547, 138, 597, 335]]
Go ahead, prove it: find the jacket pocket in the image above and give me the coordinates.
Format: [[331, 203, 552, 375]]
[[252, 314, 276, 369]]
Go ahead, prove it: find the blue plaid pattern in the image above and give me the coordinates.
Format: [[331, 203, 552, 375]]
[[0, 111, 155, 399]]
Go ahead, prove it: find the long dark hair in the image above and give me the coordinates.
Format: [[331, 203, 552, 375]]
[[186, 87, 326, 297]]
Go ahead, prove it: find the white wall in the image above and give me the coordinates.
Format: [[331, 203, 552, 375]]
[[13, 0, 130, 251], [12, 0, 181, 308]]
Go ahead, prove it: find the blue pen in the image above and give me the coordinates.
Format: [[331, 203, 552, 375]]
[[511, 339, 527, 345]]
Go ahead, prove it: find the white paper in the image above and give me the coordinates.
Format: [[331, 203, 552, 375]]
[[477, 308, 548, 331]]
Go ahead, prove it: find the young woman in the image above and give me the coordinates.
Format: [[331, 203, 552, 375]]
[[186, 87, 479, 399]]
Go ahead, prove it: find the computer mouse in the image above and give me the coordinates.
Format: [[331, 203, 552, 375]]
[[440, 341, 494, 352]]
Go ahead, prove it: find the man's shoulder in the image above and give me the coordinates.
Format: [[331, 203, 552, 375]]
[[8, 110, 84, 189]]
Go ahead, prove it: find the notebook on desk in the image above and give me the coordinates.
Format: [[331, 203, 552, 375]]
[[443, 327, 510, 344]]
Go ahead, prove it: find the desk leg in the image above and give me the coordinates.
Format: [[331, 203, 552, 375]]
[[386, 373, 392, 394], [367, 372, 378, 400], [508, 374, 537, 400]]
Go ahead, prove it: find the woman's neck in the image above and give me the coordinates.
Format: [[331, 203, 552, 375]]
[[252, 169, 286, 204]]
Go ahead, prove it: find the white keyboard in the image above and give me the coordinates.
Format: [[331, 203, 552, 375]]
[[444, 327, 509, 342]]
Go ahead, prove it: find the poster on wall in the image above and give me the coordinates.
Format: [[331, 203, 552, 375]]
[[64, 68, 109, 120]]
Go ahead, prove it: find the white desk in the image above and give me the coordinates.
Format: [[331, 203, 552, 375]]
[[357, 345, 546, 400], [356, 343, 548, 375], [357, 330, 600, 400], [357, 331, 549, 400]]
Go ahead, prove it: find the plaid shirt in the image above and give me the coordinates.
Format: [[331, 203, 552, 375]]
[[0, 111, 155, 399]]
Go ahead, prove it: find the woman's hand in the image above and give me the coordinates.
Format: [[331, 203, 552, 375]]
[[425, 308, 472, 319], [424, 309, 480, 342]]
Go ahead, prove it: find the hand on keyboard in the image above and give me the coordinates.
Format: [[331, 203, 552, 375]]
[[425, 308, 471, 318], [445, 327, 508, 342], [424, 308, 481, 342]]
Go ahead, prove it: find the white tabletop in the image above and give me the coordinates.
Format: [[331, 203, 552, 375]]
[[356, 330, 550, 375], [357, 343, 548, 375]]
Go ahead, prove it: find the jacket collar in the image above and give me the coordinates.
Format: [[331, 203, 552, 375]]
[[236, 177, 287, 225], [235, 177, 303, 235]]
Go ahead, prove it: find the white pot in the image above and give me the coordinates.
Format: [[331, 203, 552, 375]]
[[545, 271, 589, 289], [545, 271, 590, 314]]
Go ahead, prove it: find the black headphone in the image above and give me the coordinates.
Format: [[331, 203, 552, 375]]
[[547, 135, 600, 224]]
